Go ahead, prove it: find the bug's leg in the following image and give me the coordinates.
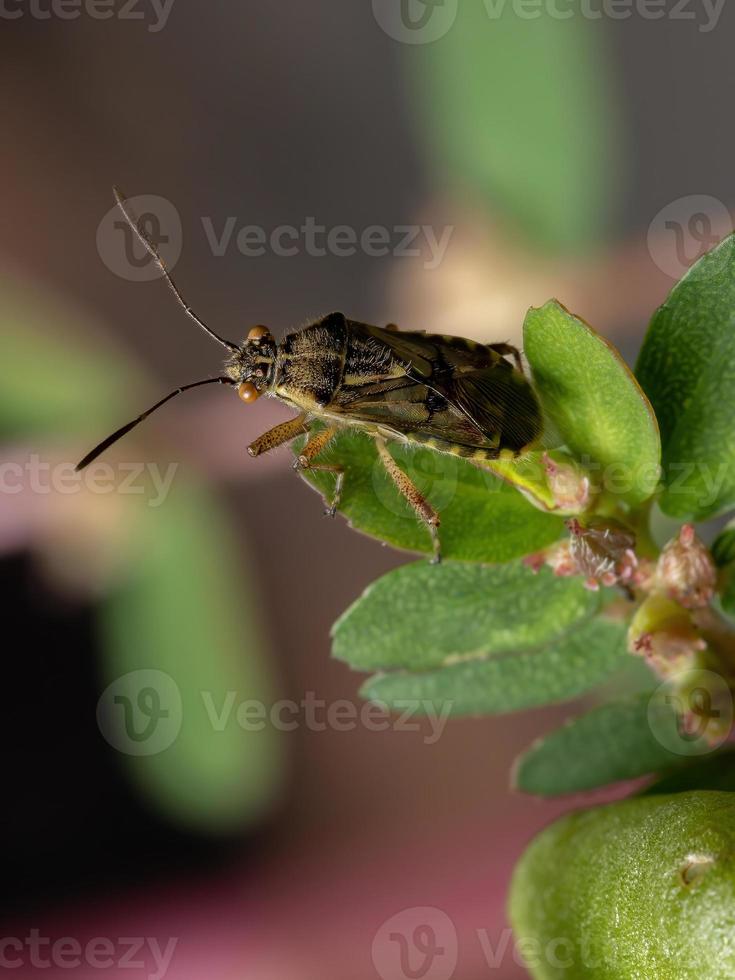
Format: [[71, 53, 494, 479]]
[[488, 341, 524, 374], [294, 426, 344, 517], [374, 436, 442, 564], [247, 413, 309, 458]]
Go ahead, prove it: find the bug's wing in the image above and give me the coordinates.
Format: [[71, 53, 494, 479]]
[[330, 374, 501, 451], [359, 323, 494, 377], [341, 322, 541, 451], [447, 367, 543, 451]]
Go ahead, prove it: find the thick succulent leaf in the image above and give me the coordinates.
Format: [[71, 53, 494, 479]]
[[333, 561, 599, 672], [513, 693, 705, 796], [636, 234, 735, 520], [524, 300, 661, 505], [360, 618, 627, 717], [407, 3, 617, 249], [99, 479, 282, 832], [712, 525, 735, 567], [296, 428, 564, 562], [712, 526, 735, 615]]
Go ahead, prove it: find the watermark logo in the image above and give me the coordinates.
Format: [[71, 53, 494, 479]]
[[648, 668, 733, 756], [373, 0, 726, 41], [97, 193, 182, 281], [372, 0, 458, 44], [202, 215, 454, 270], [0, 454, 178, 507], [372, 907, 458, 980], [0, 931, 177, 980], [97, 669, 182, 756], [0, 0, 176, 31], [647, 195, 732, 280]]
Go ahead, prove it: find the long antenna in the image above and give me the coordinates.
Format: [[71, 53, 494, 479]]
[[76, 376, 235, 470], [113, 185, 239, 353]]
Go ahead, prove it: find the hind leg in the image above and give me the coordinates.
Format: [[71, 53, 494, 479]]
[[488, 341, 524, 375]]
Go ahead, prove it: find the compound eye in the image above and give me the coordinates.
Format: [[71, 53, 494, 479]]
[[238, 381, 261, 404], [247, 325, 271, 342]]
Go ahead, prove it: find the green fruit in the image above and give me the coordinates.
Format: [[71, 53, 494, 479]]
[[509, 791, 735, 978]]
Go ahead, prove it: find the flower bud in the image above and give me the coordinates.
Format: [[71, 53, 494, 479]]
[[542, 452, 591, 514], [656, 524, 716, 609], [628, 593, 706, 678]]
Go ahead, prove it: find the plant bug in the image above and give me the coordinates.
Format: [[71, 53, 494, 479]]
[[78, 188, 543, 562]]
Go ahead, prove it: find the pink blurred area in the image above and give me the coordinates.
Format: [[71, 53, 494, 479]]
[[1, 4, 733, 980]]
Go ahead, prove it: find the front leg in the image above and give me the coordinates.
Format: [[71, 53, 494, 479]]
[[247, 413, 308, 457], [294, 426, 344, 517]]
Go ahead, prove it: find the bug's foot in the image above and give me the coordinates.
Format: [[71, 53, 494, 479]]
[[429, 551, 443, 565]]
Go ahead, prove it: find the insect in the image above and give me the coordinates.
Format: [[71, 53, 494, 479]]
[[78, 188, 543, 562]]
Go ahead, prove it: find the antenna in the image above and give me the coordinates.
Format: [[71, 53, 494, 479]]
[[113, 185, 239, 353], [76, 376, 235, 470]]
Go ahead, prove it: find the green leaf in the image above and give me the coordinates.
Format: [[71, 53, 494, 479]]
[[408, 5, 618, 249], [713, 527, 735, 567], [333, 561, 599, 672], [296, 428, 564, 563], [524, 300, 661, 505], [712, 525, 735, 615], [99, 478, 283, 833], [360, 617, 627, 717], [513, 693, 705, 796], [509, 792, 735, 980], [636, 233, 735, 521]]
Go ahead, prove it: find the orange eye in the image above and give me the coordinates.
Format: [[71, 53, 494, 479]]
[[238, 381, 261, 404], [247, 325, 271, 342]]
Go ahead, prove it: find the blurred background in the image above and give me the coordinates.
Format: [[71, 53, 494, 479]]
[[1, 2, 734, 977]]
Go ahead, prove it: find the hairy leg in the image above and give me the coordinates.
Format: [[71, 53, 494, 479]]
[[374, 436, 442, 563], [247, 413, 309, 457], [294, 426, 345, 517], [488, 341, 524, 374]]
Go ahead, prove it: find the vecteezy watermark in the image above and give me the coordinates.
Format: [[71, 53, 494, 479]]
[[96, 194, 455, 279], [372, 907, 459, 980], [97, 670, 183, 756], [371, 908, 638, 976], [0, 455, 178, 507], [482, 0, 726, 32], [648, 195, 732, 280], [201, 215, 455, 270], [0, 931, 178, 979], [97, 671, 453, 756], [0, 0, 175, 32], [372, 0, 726, 42], [648, 668, 733, 757], [372, 0, 459, 44], [97, 194, 183, 281]]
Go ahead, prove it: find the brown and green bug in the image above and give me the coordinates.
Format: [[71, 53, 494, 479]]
[[78, 188, 543, 561]]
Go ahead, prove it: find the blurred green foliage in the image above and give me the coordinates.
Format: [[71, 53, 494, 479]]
[[407, 3, 619, 249]]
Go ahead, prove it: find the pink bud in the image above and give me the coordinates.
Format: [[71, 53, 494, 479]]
[[657, 524, 716, 609]]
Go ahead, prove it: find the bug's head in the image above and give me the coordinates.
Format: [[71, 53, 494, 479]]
[[224, 325, 278, 403]]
